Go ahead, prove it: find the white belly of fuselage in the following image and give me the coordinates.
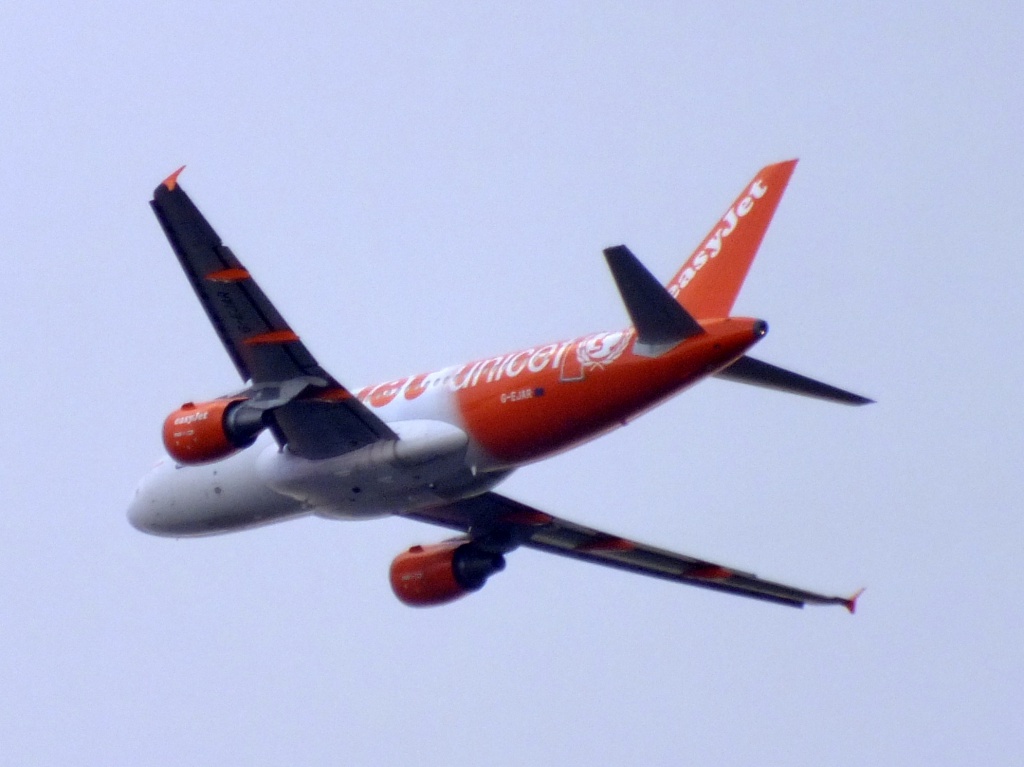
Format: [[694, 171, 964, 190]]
[[128, 419, 510, 536], [257, 419, 494, 520]]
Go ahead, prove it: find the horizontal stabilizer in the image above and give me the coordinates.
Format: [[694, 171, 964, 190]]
[[604, 245, 704, 355], [715, 355, 873, 406]]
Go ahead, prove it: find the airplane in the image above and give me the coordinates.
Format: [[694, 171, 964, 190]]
[[128, 160, 870, 612]]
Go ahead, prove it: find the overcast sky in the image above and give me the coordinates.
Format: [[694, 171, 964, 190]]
[[0, 3, 1021, 765]]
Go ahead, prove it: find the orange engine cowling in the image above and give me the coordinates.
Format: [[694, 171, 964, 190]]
[[390, 539, 506, 607], [162, 398, 265, 465]]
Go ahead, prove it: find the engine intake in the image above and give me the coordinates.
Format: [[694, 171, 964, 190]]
[[390, 539, 506, 607], [163, 398, 266, 465]]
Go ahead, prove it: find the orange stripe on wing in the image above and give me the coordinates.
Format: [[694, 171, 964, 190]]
[[206, 268, 251, 282], [244, 329, 300, 345], [688, 565, 733, 580], [498, 510, 553, 527], [313, 387, 354, 402]]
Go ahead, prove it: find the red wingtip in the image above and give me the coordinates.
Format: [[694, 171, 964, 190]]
[[162, 165, 186, 191], [844, 588, 866, 614]]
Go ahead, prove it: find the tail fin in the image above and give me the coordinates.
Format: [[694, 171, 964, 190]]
[[667, 160, 798, 319]]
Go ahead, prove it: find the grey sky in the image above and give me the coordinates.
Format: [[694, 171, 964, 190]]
[[0, 3, 1020, 764]]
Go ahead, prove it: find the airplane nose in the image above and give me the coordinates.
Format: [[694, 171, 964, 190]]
[[126, 458, 188, 536], [126, 467, 172, 535], [126, 487, 155, 533]]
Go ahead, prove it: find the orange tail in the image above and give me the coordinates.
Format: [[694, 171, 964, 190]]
[[667, 160, 797, 319]]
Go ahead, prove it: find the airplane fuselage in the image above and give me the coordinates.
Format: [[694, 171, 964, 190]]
[[129, 317, 764, 536], [128, 160, 868, 611]]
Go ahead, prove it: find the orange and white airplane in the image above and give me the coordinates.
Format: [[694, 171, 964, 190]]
[[128, 160, 869, 612]]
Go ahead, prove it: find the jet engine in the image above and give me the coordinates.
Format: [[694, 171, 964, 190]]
[[162, 398, 266, 465], [390, 539, 506, 607]]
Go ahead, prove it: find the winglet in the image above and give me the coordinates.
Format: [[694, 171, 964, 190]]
[[844, 588, 865, 614], [162, 165, 186, 191]]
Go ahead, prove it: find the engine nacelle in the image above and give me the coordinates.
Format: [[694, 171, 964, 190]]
[[163, 398, 265, 465], [389, 539, 506, 607]]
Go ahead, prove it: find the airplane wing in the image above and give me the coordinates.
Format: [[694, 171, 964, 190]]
[[405, 492, 860, 611], [151, 168, 395, 459]]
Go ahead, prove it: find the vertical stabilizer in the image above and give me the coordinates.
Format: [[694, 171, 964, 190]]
[[667, 160, 797, 319]]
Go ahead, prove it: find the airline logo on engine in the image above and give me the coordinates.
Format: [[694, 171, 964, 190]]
[[669, 177, 769, 297], [173, 410, 209, 426]]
